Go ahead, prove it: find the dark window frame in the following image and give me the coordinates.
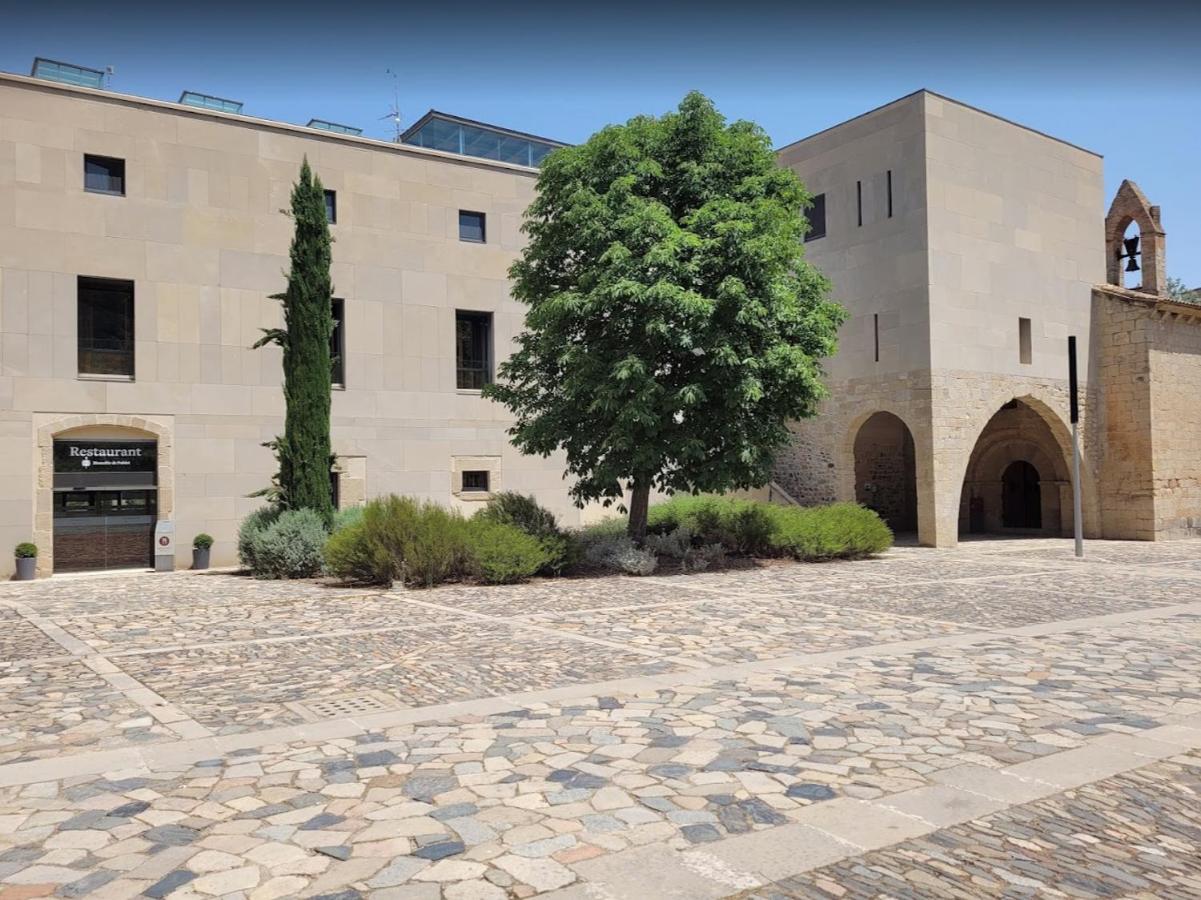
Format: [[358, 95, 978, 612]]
[[331, 298, 345, 388], [461, 470, 490, 492], [324, 189, 337, 224], [886, 170, 893, 218], [455, 310, 493, 390], [804, 193, 826, 242], [84, 154, 125, 196], [459, 210, 486, 243], [856, 180, 863, 227], [1019, 317, 1032, 365], [77, 276, 135, 379], [873, 313, 880, 363]]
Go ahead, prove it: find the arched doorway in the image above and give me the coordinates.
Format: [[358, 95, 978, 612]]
[[960, 400, 1071, 536], [853, 411, 918, 533], [1001, 460, 1041, 529]]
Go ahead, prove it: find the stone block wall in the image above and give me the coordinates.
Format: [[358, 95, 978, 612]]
[[1147, 304, 1201, 537]]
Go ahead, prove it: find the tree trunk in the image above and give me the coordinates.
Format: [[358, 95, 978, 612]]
[[627, 478, 651, 545]]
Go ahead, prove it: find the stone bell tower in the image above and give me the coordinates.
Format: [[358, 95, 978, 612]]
[[1104, 179, 1166, 295]]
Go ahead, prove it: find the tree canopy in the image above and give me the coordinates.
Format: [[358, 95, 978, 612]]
[[485, 92, 844, 539], [254, 158, 335, 526]]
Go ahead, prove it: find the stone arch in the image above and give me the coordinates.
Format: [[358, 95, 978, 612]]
[[851, 411, 918, 532], [1105, 179, 1166, 295], [957, 398, 1077, 536], [33, 413, 174, 576]]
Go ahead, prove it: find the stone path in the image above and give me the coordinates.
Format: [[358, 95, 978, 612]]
[[0, 537, 1199, 898]]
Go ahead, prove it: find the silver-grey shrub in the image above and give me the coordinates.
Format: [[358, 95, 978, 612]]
[[249, 508, 327, 579]]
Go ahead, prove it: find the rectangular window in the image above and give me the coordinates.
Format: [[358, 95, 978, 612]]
[[324, 190, 337, 224], [886, 170, 893, 218], [1019, 317, 1032, 365], [461, 470, 490, 492], [84, 154, 125, 195], [330, 469, 341, 510], [856, 180, 863, 227], [331, 298, 345, 387], [456, 310, 492, 390], [873, 313, 880, 363], [459, 210, 486, 243], [78, 277, 134, 378], [804, 193, 826, 242]]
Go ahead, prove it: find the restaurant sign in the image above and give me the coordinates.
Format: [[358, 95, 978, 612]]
[[54, 440, 157, 474]]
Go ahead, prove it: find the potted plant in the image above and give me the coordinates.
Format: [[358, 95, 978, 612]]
[[192, 534, 213, 570], [14, 543, 37, 581]]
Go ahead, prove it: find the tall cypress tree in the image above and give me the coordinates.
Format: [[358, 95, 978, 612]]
[[255, 158, 335, 526]]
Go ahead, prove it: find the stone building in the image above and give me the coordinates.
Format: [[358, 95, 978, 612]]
[[1, 66, 1197, 578], [773, 90, 1201, 546], [0, 62, 575, 576]]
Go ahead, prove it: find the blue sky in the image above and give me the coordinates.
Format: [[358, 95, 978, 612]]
[[6, 0, 1200, 285]]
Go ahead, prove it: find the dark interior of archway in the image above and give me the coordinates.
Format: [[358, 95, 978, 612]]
[[853, 412, 917, 533], [1001, 460, 1041, 529]]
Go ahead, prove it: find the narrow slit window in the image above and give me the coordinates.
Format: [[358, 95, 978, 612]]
[[1019, 317, 1032, 365], [873, 313, 880, 363], [804, 193, 826, 242], [886, 170, 893, 218], [331, 298, 345, 387], [856, 180, 863, 227], [324, 190, 337, 224]]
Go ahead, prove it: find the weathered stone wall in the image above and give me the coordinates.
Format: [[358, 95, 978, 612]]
[[1093, 290, 1156, 539], [1147, 305, 1201, 537]]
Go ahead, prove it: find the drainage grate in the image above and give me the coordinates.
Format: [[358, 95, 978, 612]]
[[287, 691, 401, 721]]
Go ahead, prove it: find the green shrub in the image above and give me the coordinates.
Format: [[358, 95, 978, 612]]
[[249, 508, 328, 579], [647, 495, 774, 555], [14, 542, 37, 559], [332, 505, 365, 533], [323, 520, 379, 584], [323, 495, 472, 587], [237, 505, 281, 571], [403, 503, 472, 587], [192, 533, 213, 550], [767, 502, 892, 561], [476, 492, 574, 575], [465, 519, 553, 584]]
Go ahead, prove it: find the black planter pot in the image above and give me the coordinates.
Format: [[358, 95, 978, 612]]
[[14, 557, 36, 580], [192, 547, 211, 570]]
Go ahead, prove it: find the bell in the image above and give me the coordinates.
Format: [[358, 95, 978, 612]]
[[1125, 257, 1141, 273]]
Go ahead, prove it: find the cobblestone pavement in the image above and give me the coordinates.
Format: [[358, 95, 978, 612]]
[[0, 537, 1198, 898]]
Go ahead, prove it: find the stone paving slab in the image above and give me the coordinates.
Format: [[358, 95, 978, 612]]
[[743, 754, 1201, 899], [0, 609, 67, 662], [115, 622, 687, 733], [53, 594, 470, 654], [778, 579, 1184, 629], [0, 658, 177, 765], [528, 596, 972, 666]]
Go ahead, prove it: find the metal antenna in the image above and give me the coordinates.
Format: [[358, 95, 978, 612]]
[[379, 68, 402, 142]]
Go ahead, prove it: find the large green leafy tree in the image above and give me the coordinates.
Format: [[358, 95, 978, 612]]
[[486, 92, 844, 541], [255, 158, 335, 526]]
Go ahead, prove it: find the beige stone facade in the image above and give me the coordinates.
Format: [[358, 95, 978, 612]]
[[774, 90, 1197, 546], [0, 71, 580, 575], [2, 74, 1197, 577]]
